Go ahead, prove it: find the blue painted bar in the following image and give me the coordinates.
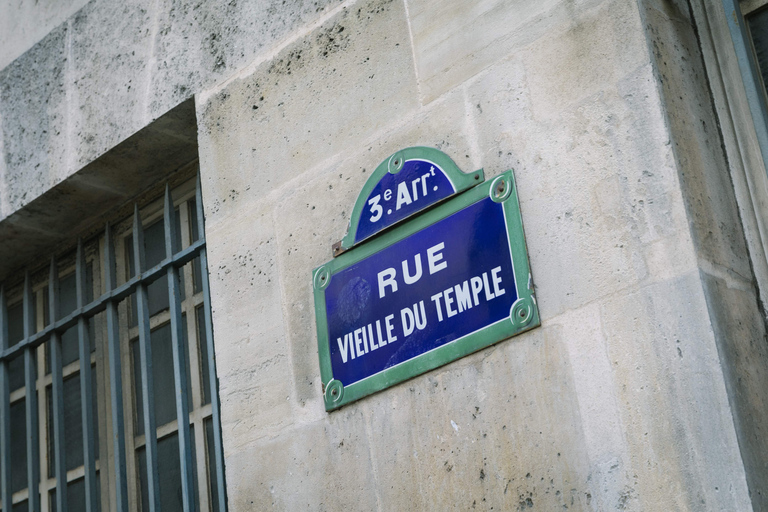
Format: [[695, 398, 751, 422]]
[[104, 223, 129, 512], [196, 177, 227, 512], [49, 258, 68, 512], [76, 241, 98, 512], [134, 206, 161, 512], [23, 273, 39, 512], [0, 287, 11, 512], [722, 0, 768, 179], [164, 186, 196, 512]]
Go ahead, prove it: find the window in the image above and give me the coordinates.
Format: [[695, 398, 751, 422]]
[[0, 171, 226, 512]]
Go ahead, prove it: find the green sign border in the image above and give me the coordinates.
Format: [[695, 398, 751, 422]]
[[336, 146, 484, 254], [314, 169, 539, 411]]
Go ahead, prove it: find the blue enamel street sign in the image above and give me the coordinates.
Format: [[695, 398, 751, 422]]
[[334, 147, 483, 255], [354, 159, 457, 243], [314, 149, 539, 411], [329, 196, 515, 386]]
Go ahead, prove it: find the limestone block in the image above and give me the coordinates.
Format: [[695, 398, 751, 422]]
[[204, 200, 295, 443], [467, 54, 698, 318], [216, 322, 295, 454], [520, 0, 649, 120], [406, 0, 638, 104], [599, 272, 751, 511], [205, 199, 284, 324], [148, 0, 341, 118], [223, 409, 379, 511], [0, 0, 90, 71], [0, 24, 68, 216], [69, 0, 155, 168], [550, 303, 631, 510], [700, 271, 768, 509], [196, 0, 420, 227], [271, 89, 478, 407], [358, 322, 594, 510]]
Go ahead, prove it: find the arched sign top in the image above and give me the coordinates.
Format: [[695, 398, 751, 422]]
[[336, 147, 484, 255]]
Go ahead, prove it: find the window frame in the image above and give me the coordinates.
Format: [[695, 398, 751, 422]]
[[0, 169, 227, 512]]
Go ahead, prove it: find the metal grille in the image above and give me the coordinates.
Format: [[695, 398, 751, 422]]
[[0, 177, 226, 512]]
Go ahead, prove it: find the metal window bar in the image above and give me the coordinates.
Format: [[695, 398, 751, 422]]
[[0, 179, 226, 512], [50, 257, 68, 512], [164, 186, 196, 512], [195, 178, 227, 512], [105, 223, 129, 512], [76, 240, 98, 512], [23, 273, 39, 512], [133, 204, 162, 512], [0, 287, 11, 512]]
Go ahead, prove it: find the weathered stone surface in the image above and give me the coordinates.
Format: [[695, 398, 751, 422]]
[[469, 55, 696, 319], [700, 271, 768, 510], [0, 0, 344, 218], [600, 273, 751, 511], [205, 199, 296, 448], [553, 303, 630, 510], [69, 0, 155, 169], [223, 408, 379, 511], [197, 0, 420, 228], [521, 0, 648, 120], [640, 2, 767, 507], [642, 0, 752, 281], [359, 324, 595, 511], [148, 0, 341, 118], [0, 0, 89, 71], [0, 24, 68, 217], [407, 0, 639, 104], [0, 98, 197, 280]]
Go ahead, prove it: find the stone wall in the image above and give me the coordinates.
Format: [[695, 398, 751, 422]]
[[640, 0, 768, 507], [1, 0, 765, 509]]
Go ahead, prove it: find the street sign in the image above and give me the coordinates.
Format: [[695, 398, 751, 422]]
[[314, 149, 538, 411], [334, 147, 483, 255]]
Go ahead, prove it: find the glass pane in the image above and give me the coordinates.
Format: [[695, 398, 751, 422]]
[[8, 353, 25, 393], [59, 273, 77, 319], [128, 220, 168, 326], [138, 430, 198, 512], [190, 200, 203, 295], [7, 302, 23, 345], [61, 327, 79, 367], [205, 418, 219, 512], [10, 399, 27, 493], [12, 500, 27, 512], [59, 318, 96, 369], [49, 475, 101, 512], [178, 204, 186, 303], [46, 265, 95, 374], [189, 200, 200, 243], [133, 320, 192, 435], [6, 303, 28, 390], [197, 307, 211, 405], [43, 285, 49, 325], [46, 369, 99, 477], [127, 214, 185, 327]]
